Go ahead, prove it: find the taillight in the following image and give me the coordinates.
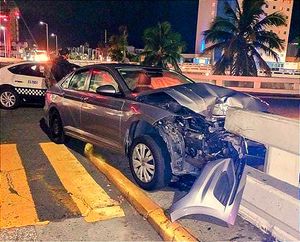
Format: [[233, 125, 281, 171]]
[[45, 91, 52, 101]]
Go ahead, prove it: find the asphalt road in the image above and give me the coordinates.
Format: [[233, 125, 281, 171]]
[[0, 107, 161, 241], [0, 106, 276, 241]]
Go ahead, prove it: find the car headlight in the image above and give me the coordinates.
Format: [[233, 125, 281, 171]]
[[212, 102, 229, 116], [212, 97, 244, 116]]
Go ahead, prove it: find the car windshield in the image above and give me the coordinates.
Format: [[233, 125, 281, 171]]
[[118, 68, 193, 93]]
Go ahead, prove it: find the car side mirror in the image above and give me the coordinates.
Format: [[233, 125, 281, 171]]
[[96, 85, 117, 95]]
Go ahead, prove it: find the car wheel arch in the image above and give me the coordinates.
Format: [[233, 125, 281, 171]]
[[125, 120, 161, 155], [0, 84, 16, 91], [49, 106, 62, 120]]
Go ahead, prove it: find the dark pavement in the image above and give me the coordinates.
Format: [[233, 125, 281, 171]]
[[0, 107, 161, 241]]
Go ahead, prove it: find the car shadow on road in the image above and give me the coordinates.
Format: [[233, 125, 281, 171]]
[[39, 118, 86, 155], [39, 118, 51, 139]]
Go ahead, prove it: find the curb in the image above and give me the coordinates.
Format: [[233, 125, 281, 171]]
[[84, 143, 198, 242]]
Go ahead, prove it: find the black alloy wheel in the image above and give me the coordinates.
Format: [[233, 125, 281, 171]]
[[0, 88, 20, 109]]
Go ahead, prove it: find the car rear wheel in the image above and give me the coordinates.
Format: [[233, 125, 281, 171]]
[[49, 111, 67, 144], [0, 88, 20, 109], [129, 135, 172, 190]]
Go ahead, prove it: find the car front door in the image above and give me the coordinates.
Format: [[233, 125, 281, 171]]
[[59, 69, 90, 131], [80, 68, 125, 150]]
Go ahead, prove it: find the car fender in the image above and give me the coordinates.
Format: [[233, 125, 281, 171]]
[[121, 101, 174, 154]]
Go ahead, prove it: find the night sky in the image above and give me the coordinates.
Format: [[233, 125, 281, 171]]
[[14, 0, 300, 53]]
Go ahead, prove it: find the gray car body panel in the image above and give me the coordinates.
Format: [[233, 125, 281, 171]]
[[169, 158, 247, 225]]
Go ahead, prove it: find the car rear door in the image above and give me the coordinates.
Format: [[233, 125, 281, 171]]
[[9, 63, 47, 95], [59, 69, 91, 130], [80, 68, 125, 151]]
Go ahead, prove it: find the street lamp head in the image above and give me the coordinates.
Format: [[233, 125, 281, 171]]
[[0, 26, 5, 31], [39, 21, 45, 25], [51, 33, 56, 37]]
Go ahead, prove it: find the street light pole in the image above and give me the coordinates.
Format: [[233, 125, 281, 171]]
[[51, 33, 58, 55], [0, 26, 7, 58], [39, 21, 49, 54]]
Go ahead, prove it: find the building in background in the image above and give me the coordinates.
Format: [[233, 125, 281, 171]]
[[195, 0, 294, 68], [0, 0, 20, 57]]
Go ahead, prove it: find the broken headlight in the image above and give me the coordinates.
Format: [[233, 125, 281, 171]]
[[212, 102, 229, 116], [212, 97, 244, 117]]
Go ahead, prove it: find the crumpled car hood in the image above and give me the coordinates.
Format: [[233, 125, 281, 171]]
[[137, 83, 269, 116]]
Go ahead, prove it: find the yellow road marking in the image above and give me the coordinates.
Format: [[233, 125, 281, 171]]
[[40, 142, 124, 222], [0, 144, 48, 228]]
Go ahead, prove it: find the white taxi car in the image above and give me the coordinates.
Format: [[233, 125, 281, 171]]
[[0, 62, 48, 109]]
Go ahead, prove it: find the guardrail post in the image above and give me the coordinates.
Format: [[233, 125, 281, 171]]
[[225, 108, 300, 187], [265, 146, 300, 186]]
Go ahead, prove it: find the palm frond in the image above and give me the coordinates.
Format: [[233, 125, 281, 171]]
[[253, 11, 286, 31], [250, 46, 271, 76], [253, 41, 280, 62], [255, 31, 285, 50]]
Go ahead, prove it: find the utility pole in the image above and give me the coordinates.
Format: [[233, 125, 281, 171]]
[[0, 26, 7, 58], [39, 21, 49, 54], [104, 29, 107, 44]]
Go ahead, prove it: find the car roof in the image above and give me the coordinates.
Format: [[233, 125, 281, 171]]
[[7, 61, 43, 67]]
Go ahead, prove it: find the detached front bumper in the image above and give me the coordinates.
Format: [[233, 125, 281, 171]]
[[169, 157, 247, 225]]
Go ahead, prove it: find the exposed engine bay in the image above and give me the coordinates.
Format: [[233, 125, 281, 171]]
[[154, 115, 245, 175], [136, 89, 259, 176]]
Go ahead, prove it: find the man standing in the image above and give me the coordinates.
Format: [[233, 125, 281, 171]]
[[51, 48, 79, 82]]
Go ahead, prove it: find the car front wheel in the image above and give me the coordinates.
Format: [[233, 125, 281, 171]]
[[129, 135, 172, 191], [0, 88, 20, 109]]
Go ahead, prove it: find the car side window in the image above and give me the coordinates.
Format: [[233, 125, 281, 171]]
[[8, 64, 44, 77], [60, 73, 73, 89], [88, 70, 119, 93], [68, 70, 90, 91]]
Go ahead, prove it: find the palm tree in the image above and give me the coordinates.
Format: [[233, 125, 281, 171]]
[[203, 0, 286, 76], [142, 22, 185, 72], [108, 26, 128, 62]]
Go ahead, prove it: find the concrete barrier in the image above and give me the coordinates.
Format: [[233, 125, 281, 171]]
[[225, 109, 300, 241]]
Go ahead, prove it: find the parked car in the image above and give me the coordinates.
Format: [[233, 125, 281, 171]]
[[44, 63, 268, 186], [0, 61, 48, 109]]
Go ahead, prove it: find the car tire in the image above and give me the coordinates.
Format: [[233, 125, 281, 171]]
[[0, 87, 20, 109], [49, 110, 67, 144], [129, 135, 172, 191]]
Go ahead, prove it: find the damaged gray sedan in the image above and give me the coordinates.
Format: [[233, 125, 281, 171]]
[[44, 64, 268, 223]]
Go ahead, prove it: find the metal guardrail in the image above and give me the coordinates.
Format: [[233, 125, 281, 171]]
[[2, 58, 298, 96], [179, 63, 300, 76], [184, 73, 300, 96]]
